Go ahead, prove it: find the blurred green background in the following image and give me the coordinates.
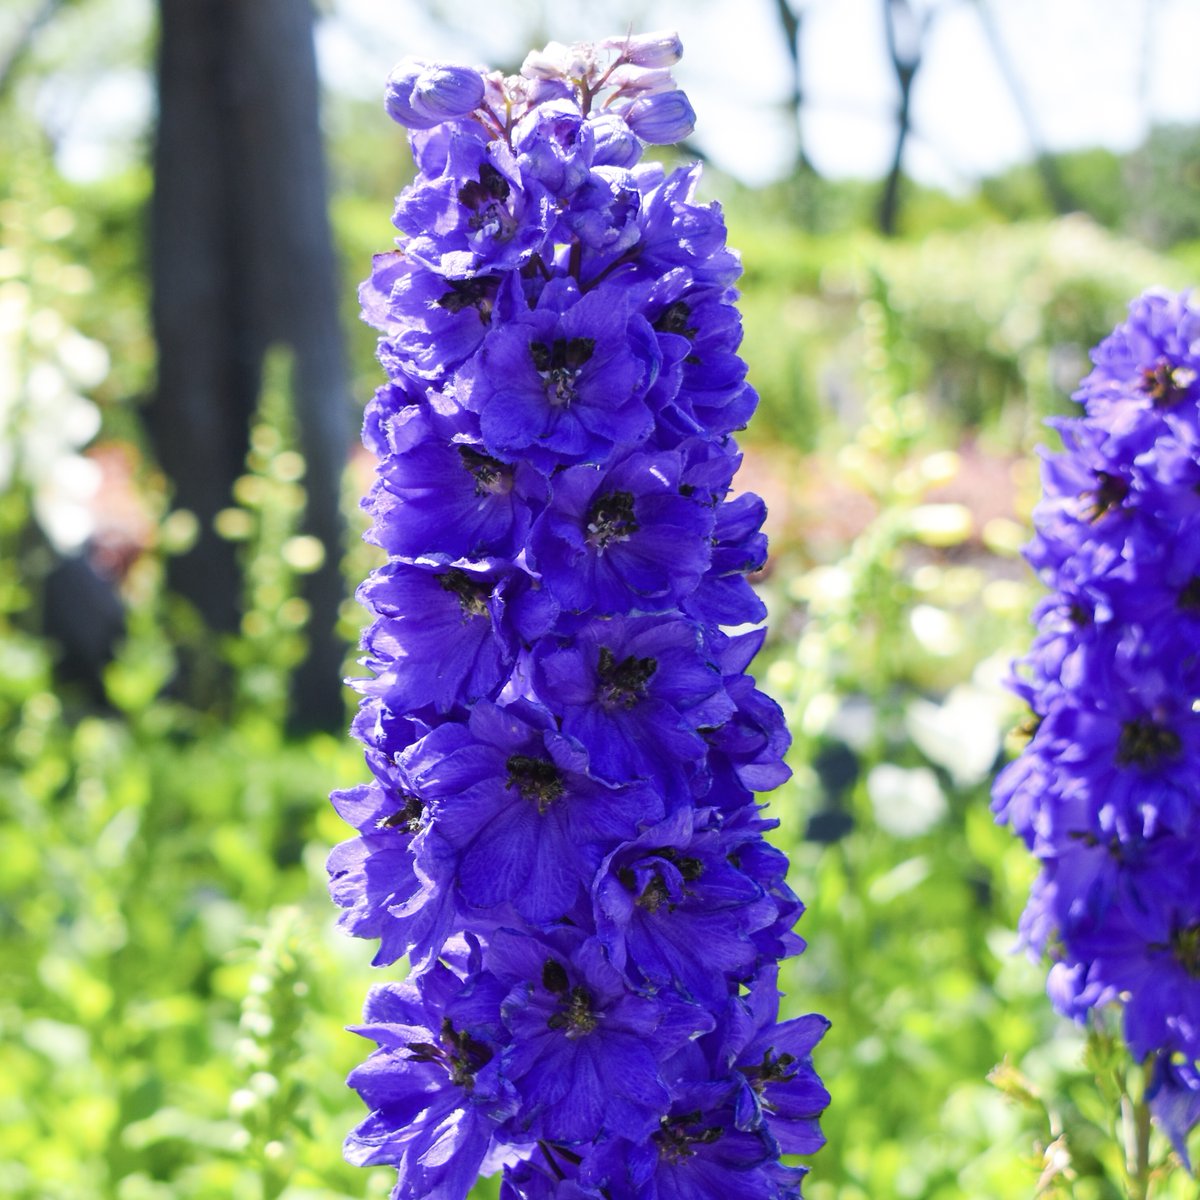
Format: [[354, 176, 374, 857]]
[[2, 2, 1200, 1198]]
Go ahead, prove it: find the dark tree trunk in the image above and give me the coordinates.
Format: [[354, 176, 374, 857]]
[[771, 0, 812, 175], [148, 0, 349, 730], [879, 0, 925, 237]]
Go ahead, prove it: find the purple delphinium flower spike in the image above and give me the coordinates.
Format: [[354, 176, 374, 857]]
[[331, 33, 828, 1199], [995, 288, 1200, 1165]]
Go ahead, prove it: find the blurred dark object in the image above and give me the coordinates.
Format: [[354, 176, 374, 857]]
[[147, 0, 349, 730], [804, 739, 859, 844], [814, 739, 860, 799], [805, 809, 856, 844], [43, 553, 125, 703]]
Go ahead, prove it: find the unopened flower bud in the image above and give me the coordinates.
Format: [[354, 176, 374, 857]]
[[606, 65, 676, 98], [520, 40, 589, 82], [385, 58, 484, 130], [588, 112, 642, 168], [601, 30, 684, 69], [624, 89, 696, 145]]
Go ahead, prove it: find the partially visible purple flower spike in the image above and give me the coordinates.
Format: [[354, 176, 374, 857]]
[[1147, 1054, 1200, 1170], [386, 58, 486, 130], [995, 287, 1200, 1162]]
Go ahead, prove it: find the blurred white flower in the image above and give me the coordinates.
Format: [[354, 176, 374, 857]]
[[33, 452, 102, 555], [906, 682, 1009, 788], [909, 603, 963, 657], [0, 253, 107, 553], [867, 762, 947, 837]]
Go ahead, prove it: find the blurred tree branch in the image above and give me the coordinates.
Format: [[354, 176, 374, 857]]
[[771, 0, 814, 175], [971, 0, 1075, 215], [0, 0, 66, 104]]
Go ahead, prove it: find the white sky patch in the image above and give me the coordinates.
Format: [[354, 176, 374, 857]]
[[45, 68, 153, 182], [19, 0, 1200, 187]]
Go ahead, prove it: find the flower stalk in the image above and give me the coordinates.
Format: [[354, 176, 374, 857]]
[[328, 32, 828, 1200]]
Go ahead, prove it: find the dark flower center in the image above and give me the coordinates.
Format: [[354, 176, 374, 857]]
[[375, 792, 424, 834], [1179, 577, 1200, 611], [586, 490, 639, 549], [1116, 717, 1182, 769], [436, 275, 497, 323], [596, 645, 657, 707], [458, 163, 515, 240], [1140, 358, 1195, 407], [1068, 830, 1130, 862], [739, 1048, 799, 1095], [506, 754, 564, 813], [530, 336, 595, 406], [458, 445, 513, 496], [619, 848, 703, 912], [635, 873, 671, 913], [437, 569, 491, 618], [1172, 924, 1200, 977], [653, 300, 697, 339], [542, 958, 569, 993], [1013, 712, 1042, 746], [1084, 471, 1129, 522], [660, 847, 704, 881], [543, 970, 599, 1037], [654, 1110, 723, 1164], [405, 1017, 493, 1092]]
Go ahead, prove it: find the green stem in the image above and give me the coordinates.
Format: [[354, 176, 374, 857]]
[[1122, 1083, 1153, 1200]]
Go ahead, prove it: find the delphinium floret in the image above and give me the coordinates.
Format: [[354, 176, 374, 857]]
[[329, 31, 829, 1199], [993, 289, 1200, 1168]]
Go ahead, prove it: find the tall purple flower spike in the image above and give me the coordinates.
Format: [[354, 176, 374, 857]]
[[330, 33, 829, 1199], [994, 289, 1200, 1168]]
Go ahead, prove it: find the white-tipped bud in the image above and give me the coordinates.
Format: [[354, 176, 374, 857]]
[[606, 65, 677, 98], [520, 41, 588, 81], [601, 30, 684, 69]]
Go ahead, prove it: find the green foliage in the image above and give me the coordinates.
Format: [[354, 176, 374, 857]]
[[1125, 124, 1200, 249], [219, 348, 325, 729], [0, 691, 395, 1200], [725, 200, 1185, 454]]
